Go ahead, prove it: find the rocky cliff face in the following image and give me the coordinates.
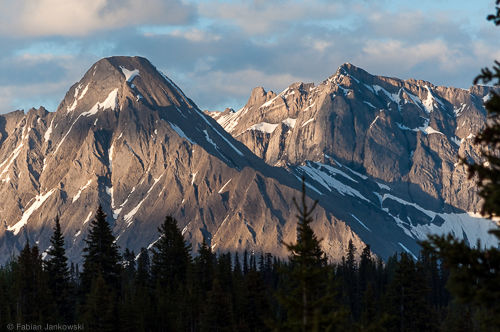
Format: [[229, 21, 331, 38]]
[[208, 63, 498, 255], [0, 58, 496, 265], [0, 57, 365, 264]]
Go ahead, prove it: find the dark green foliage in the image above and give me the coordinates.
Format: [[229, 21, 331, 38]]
[[0, 220, 469, 331], [150, 215, 193, 330], [12, 243, 54, 324], [81, 273, 116, 331], [151, 215, 192, 289], [45, 216, 72, 321], [135, 247, 150, 288], [384, 253, 437, 332], [278, 176, 347, 332], [81, 205, 121, 292], [424, 234, 500, 330], [0, 182, 489, 331]]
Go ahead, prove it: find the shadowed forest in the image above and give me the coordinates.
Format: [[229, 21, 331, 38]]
[[0, 180, 497, 331]]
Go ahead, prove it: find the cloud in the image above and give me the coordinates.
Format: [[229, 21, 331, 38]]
[[1, 0, 500, 114], [166, 28, 222, 42], [199, 0, 347, 35], [0, 49, 98, 113], [0, 0, 196, 37], [177, 68, 304, 110]]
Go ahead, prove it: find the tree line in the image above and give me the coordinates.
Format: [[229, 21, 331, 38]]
[[0, 178, 495, 332]]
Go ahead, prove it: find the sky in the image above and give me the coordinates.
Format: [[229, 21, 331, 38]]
[[0, 0, 499, 114]]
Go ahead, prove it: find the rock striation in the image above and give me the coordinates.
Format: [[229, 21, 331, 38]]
[[0, 57, 364, 264]]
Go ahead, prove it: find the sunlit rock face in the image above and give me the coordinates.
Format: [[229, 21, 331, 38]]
[[208, 63, 497, 258], [0, 56, 366, 264]]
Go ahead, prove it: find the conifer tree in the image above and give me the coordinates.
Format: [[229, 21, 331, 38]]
[[45, 216, 72, 321], [243, 249, 249, 275], [384, 253, 435, 332], [81, 273, 116, 331], [150, 215, 192, 330], [14, 243, 53, 324], [81, 205, 121, 292], [0, 263, 15, 329], [151, 215, 192, 289], [133, 248, 153, 332], [279, 176, 346, 331], [135, 247, 150, 288], [195, 238, 214, 293], [201, 277, 235, 332], [342, 239, 359, 320], [241, 262, 271, 331]]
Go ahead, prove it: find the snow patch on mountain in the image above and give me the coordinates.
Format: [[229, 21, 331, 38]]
[[124, 174, 164, 226], [422, 85, 444, 113], [382, 193, 498, 248], [73, 180, 92, 203], [83, 211, 93, 225], [67, 83, 90, 112], [298, 163, 369, 202], [351, 214, 371, 232], [120, 66, 140, 83], [218, 179, 232, 193], [248, 122, 279, 134], [8, 189, 56, 235], [398, 242, 417, 260], [301, 118, 315, 127], [0, 126, 30, 180], [196, 111, 244, 156], [282, 118, 297, 128], [168, 122, 195, 144], [44, 119, 54, 142], [82, 88, 119, 116]]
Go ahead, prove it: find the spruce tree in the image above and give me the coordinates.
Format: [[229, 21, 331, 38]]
[[45, 216, 72, 321], [151, 215, 192, 289], [135, 247, 150, 288], [279, 176, 346, 331], [81, 205, 121, 292], [133, 248, 153, 332], [150, 215, 192, 330], [384, 253, 435, 332], [14, 243, 53, 324], [81, 273, 116, 331]]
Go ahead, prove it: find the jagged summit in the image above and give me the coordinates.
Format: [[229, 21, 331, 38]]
[[2, 56, 365, 265], [57, 56, 196, 118], [0, 56, 496, 267], [208, 63, 497, 258], [336, 62, 368, 76]]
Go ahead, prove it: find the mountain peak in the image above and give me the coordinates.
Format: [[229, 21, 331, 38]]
[[333, 62, 371, 80], [56, 55, 196, 116], [246, 86, 276, 107]]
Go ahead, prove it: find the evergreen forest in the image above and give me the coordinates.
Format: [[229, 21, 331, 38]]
[[0, 179, 497, 331]]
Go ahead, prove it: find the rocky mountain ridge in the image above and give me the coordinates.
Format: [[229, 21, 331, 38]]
[[0, 57, 365, 264], [0, 57, 496, 265], [208, 63, 498, 255], [208, 63, 489, 211]]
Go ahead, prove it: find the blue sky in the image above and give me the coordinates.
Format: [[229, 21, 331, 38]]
[[0, 0, 498, 113]]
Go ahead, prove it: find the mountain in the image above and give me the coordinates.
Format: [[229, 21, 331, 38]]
[[0, 56, 365, 264], [208, 63, 498, 256], [0, 57, 496, 265]]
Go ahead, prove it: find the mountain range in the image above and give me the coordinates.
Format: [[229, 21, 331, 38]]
[[0, 56, 496, 264]]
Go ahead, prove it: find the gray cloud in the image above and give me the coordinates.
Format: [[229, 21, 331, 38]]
[[0, 0, 196, 37], [1, 0, 499, 114]]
